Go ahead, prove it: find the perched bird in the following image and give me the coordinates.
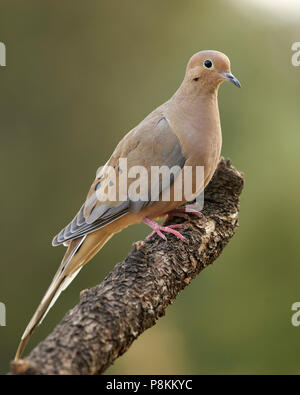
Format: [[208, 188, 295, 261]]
[[15, 50, 240, 360]]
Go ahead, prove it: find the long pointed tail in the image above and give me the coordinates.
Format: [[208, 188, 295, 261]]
[[15, 236, 87, 360], [15, 215, 131, 361]]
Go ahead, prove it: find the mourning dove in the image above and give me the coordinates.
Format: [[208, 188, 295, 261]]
[[15, 50, 240, 360]]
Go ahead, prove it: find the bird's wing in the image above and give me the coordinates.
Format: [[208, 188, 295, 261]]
[[52, 116, 186, 246]]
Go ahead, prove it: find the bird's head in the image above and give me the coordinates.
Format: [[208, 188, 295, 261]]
[[184, 50, 241, 93]]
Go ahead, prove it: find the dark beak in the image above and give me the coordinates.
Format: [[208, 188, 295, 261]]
[[221, 72, 241, 88]]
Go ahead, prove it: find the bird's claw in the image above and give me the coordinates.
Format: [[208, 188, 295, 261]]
[[143, 218, 185, 241], [163, 204, 206, 225]]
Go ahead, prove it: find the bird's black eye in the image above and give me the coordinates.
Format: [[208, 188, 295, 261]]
[[193, 77, 199, 81], [203, 59, 213, 68]]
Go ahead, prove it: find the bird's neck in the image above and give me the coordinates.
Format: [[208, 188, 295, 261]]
[[167, 87, 221, 133], [165, 86, 222, 175]]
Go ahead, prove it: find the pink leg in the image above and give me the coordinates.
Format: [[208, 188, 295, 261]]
[[143, 217, 185, 241], [162, 203, 205, 225]]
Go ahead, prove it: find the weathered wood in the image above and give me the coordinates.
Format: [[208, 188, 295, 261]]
[[11, 158, 244, 375]]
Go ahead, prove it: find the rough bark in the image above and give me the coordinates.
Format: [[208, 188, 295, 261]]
[[11, 157, 244, 375]]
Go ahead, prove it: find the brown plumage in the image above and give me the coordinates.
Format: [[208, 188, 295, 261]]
[[15, 50, 240, 360]]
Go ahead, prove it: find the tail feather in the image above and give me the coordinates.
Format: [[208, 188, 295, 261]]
[[15, 215, 128, 361], [15, 236, 86, 360], [39, 266, 82, 326]]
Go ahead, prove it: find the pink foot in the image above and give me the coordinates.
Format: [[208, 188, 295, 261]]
[[143, 217, 185, 241], [162, 204, 205, 225]]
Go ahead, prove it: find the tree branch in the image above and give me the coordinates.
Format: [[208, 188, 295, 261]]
[[11, 157, 244, 375]]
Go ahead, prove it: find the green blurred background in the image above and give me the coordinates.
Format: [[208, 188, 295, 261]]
[[1, 0, 300, 374]]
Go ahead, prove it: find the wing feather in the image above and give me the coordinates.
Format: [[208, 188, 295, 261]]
[[52, 116, 186, 246]]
